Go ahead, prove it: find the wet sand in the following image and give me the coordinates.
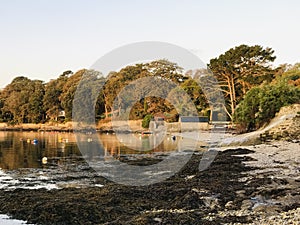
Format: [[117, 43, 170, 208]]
[[0, 142, 299, 224]]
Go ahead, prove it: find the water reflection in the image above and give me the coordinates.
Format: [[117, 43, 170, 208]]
[[101, 133, 179, 156], [0, 132, 79, 170], [0, 131, 207, 189], [0, 131, 202, 170]]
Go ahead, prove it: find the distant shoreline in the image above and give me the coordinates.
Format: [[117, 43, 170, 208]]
[[0, 121, 142, 133], [0, 122, 73, 132]]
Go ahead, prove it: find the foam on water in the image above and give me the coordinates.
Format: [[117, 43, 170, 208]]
[[0, 214, 31, 225], [0, 168, 58, 190], [0, 168, 104, 190]]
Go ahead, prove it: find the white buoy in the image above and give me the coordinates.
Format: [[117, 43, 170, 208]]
[[42, 157, 48, 164]]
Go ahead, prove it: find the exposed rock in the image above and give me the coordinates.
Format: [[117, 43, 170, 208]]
[[241, 200, 253, 211], [222, 104, 300, 146], [225, 201, 235, 209]]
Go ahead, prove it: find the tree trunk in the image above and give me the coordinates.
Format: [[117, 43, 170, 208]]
[[104, 104, 109, 119], [226, 75, 235, 120], [230, 74, 236, 115]]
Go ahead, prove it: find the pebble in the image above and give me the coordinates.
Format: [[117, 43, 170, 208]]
[[225, 201, 234, 209], [236, 190, 246, 197], [153, 217, 162, 222], [241, 200, 253, 211], [219, 207, 300, 225], [251, 208, 300, 224]]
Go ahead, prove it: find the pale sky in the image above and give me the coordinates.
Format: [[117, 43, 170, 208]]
[[1, 0, 300, 88]]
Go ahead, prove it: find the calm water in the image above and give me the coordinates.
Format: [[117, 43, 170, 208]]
[[0, 131, 202, 170], [0, 131, 206, 189], [0, 131, 214, 224], [0, 131, 80, 170]]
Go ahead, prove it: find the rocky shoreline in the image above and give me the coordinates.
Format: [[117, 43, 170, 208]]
[[0, 141, 299, 224]]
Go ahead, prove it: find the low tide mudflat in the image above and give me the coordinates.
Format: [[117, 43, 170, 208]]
[[0, 140, 299, 224]]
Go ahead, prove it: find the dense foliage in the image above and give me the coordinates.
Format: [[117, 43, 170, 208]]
[[142, 114, 153, 128], [0, 77, 45, 124], [0, 44, 299, 133], [234, 75, 300, 132], [208, 45, 276, 120]]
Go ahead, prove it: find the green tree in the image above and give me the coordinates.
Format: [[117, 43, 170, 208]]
[[276, 63, 300, 87], [233, 87, 261, 132], [1, 76, 45, 123], [0, 91, 7, 122], [144, 59, 185, 83], [60, 70, 86, 121], [208, 44, 276, 120], [258, 82, 300, 125], [72, 70, 106, 124], [27, 80, 45, 123], [234, 82, 300, 132], [180, 77, 208, 114], [142, 114, 153, 128], [43, 71, 71, 121]]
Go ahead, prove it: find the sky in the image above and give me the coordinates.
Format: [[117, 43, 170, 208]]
[[1, 0, 300, 88]]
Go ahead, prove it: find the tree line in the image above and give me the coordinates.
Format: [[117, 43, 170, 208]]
[[0, 44, 299, 132]]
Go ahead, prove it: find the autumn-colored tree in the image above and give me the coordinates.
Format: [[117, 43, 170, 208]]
[[103, 60, 186, 120], [102, 63, 147, 118]]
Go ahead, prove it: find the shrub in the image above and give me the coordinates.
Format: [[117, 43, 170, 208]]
[[234, 82, 300, 132], [142, 114, 153, 128]]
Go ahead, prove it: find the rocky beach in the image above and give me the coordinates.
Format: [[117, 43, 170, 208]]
[[0, 139, 299, 225]]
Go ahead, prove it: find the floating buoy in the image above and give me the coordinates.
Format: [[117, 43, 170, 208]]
[[42, 157, 47, 164], [32, 139, 38, 145], [87, 138, 93, 142]]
